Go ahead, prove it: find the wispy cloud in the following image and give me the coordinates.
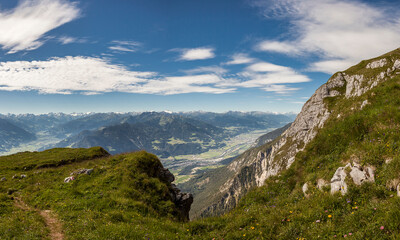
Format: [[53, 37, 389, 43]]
[[237, 61, 310, 93], [183, 66, 228, 75], [0, 56, 234, 95], [58, 36, 87, 45], [130, 75, 235, 95], [174, 47, 216, 61], [256, 41, 301, 55], [0, 56, 308, 95], [0, 56, 155, 94], [0, 0, 80, 54], [109, 40, 142, 53], [251, 0, 400, 73], [225, 53, 255, 65]]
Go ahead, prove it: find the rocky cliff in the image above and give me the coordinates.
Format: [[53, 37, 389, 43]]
[[197, 48, 400, 218]]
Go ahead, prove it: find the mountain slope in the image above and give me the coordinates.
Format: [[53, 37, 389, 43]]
[[0, 148, 193, 239], [192, 48, 400, 218], [253, 122, 292, 147], [54, 112, 227, 157], [56, 112, 135, 135], [0, 119, 36, 152]]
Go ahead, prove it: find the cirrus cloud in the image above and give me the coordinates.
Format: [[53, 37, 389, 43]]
[[0, 0, 81, 54]]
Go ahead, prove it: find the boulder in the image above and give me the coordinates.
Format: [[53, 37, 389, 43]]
[[331, 164, 349, 195], [70, 168, 94, 176], [64, 176, 75, 183], [302, 182, 309, 196], [331, 163, 375, 195], [349, 162, 375, 185]]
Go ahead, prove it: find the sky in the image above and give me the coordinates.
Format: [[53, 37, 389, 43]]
[[0, 0, 399, 114]]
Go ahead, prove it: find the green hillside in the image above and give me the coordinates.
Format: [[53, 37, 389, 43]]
[[0, 147, 195, 239]]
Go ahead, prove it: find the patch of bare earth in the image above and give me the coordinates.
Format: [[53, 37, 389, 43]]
[[14, 197, 64, 240]]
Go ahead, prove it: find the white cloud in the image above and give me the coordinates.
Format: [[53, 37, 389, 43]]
[[0, 0, 80, 54], [252, 0, 400, 73], [183, 66, 228, 75], [58, 36, 86, 45], [263, 85, 300, 94], [130, 75, 235, 95], [257, 41, 301, 55], [0, 56, 235, 95], [178, 47, 215, 61], [0, 56, 155, 94], [237, 61, 310, 93], [308, 59, 355, 74], [0, 57, 308, 95], [109, 40, 142, 53], [225, 53, 255, 65], [246, 62, 291, 72]]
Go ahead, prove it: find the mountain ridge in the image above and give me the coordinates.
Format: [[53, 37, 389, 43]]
[[192, 48, 400, 218]]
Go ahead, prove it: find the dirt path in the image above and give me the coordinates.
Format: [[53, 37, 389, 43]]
[[14, 197, 64, 240]]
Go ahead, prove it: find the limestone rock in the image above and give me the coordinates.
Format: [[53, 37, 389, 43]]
[[70, 168, 93, 176], [360, 100, 369, 110], [317, 179, 328, 190], [397, 184, 400, 197], [331, 163, 375, 195], [302, 182, 309, 196], [349, 163, 374, 185], [366, 59, 387, 69], [331, 164, 349, 195], [393, 59, 400, 70]]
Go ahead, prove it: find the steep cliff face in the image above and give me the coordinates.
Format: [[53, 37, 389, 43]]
[[198, 48, 400, 217]]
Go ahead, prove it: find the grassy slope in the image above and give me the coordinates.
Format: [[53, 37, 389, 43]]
[[183, 51, 400, 239], [0, 148, 194, 239]]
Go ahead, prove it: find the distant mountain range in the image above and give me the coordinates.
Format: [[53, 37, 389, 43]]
[[0, 118, 36, 152], [0, 111, 295, 156]]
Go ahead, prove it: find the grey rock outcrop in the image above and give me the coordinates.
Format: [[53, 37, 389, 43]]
[[161, 168, 192, 221], [170, 184, 193, 221], [366, 59, 387, 69], [331, 165, 349, 195], [157, 167, 175, 183], [331, 163, 375, 195], [70, 168, 93, 176]]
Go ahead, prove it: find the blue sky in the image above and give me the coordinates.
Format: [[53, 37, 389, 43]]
[[0, 0, 399, 114]]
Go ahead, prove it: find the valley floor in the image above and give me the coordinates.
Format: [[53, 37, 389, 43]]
[[161, 129, 272, 184]]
